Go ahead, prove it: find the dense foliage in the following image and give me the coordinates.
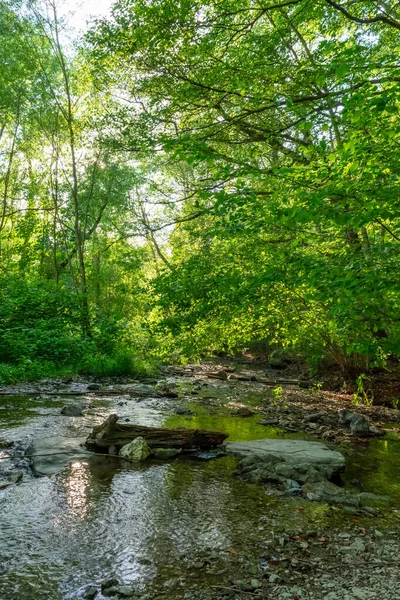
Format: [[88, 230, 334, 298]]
[[1, 0, 400, 381]]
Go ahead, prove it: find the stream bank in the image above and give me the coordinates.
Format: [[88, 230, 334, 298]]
[[1, 361, 400, 600]]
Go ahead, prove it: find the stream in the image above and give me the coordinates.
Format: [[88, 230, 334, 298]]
[[1, 365, 400, 600]]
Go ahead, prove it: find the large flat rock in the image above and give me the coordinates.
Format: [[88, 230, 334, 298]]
[[225, 439, 345, 473], [26, 436, 92, 477]]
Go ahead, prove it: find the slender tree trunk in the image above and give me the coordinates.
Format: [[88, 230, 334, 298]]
[[0, 102, 20, 236], [52, 3, 90, 335], [50, 131, 60, 283]]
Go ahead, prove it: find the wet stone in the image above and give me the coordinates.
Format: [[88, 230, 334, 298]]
[[340, 538, 366, 553], [233, 407, 254, 417], [83, 585, 98, 599], [101, 579, 120, 592], [174, 406, 194, 415], [258, 418, 279, 426], [358, 492, 391, 509], [250, 579, 263, 590], [118, 585, 136, 597], [8, 471, 23, 484], [61, 403, 85, 416], [120, 437, 151, 462], [0, 440, 13, 448], [350, 415, 371, 435], [153, 447, 182, 459], [26, 436, 91, 477], [103, 587, 120, 596]]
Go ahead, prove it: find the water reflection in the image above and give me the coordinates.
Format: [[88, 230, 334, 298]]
[[0, 450, 339, 600], [61, 461, 91, 519], [2, 380, 400, 599], [343, 438, 400, 499]]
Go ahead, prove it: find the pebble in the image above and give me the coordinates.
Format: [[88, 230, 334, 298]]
[[250, 579, 263, 590], [101, 578, 120, 592], [87, 383, 101, 390], [83, 586, 98, 599], [351, 588, 370, 599], [164, 578, 179, 590], [235, 579, 253, 591], [118, 585, 136, 597], [340, 538, 366, 553]]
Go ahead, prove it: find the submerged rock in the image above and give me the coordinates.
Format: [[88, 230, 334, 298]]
[[358, 492, 391, 509], [224, 438, 388, 508], [119, 437, 151, 462], [26, 436, 91, 476], [174, 406, 193, 415], [8, 471, 23, 484], [153, 447, 182, 459], [101, 578, 120, 593], [156, 382, 179, 398], [83, 585, 98, 599], [0, 439, 13, 448], [301, 482, 391, 509], [191, 449, 226, 460], [258, 418, 279, 426], [118, 586, 136, 597], [233, 407, 254, 417]]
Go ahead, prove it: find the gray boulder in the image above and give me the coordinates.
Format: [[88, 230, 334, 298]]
[[275, 462, 324, 483], [350, 414, 371, 435], [120, 437, 151, 462], [301, 482, 391, 508], [226, 439, 345, 478], [234, 454, 327, 487], [338, 409, 356, 424], [61, 403, 85, 416], [339, 409, 375, 436], [26, 436, 91, 476]]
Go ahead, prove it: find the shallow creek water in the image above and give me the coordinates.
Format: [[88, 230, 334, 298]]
[[1, 373, 400, 599]]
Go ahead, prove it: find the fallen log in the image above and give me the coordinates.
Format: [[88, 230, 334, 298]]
[[85, 414, 228, 451]]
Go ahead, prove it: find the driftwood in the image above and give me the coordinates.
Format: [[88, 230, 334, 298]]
[[85, 414, 228, 451]]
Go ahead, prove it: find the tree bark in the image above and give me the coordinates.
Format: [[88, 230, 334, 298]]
[[85, 414, 228, 451]]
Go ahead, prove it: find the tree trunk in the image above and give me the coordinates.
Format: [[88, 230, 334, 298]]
[[85, 414, 228, 451]]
